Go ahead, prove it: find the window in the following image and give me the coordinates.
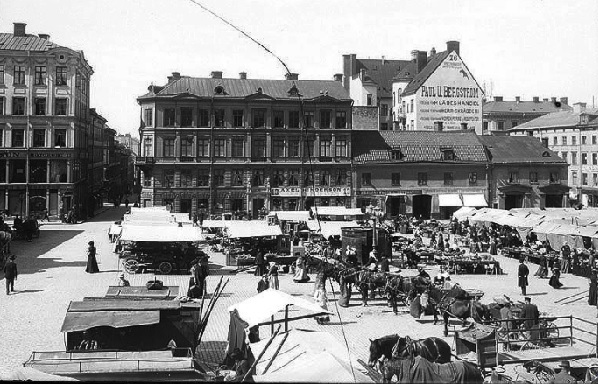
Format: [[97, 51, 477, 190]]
[[444, 172, 453, 186], [572, 136, 576, 145], [273, 110, 284, 128], [12, 129, 24, 147], [583, 173, 588, 185], [320, 110, 332, 129], [55, 66, 67, 86], [582, 153, 588, 165], [562, 136, 567, 145], [231, 138, 244, 157], [483, 121, 489, 131], [34, 98, 46, 115], [213, 109, 225, 127], [508, 171, 519, 183], [593, 153, 597, 165], [335, 111, 347, 128], [252, 169, 264, 186], [272, 138, 285, 158], [29, 159, 47, 183], [594, 136, 597, 145], [34, 66, 46, 85], [304, 170, 314, 186], [143, 137, 152, 156], [288, 111, 300, 128], [561, 151, 568, 161], [391, 172, 401, 186], [320, 170, 330, 186], [163, 108, 175, 126], [541, 138, 549, 148], [252, 138, 266, 160], [361, 172, 372, 185], [0, 97, 4, 115], [142, 170, 152, 187], [55, 98, 68, 115], [12, 97, 25, 115], [252, 109, 266, 128], [213, 139, 226, 157], [197, 139, 209, 157], [401, 100, 406, 113], [144, 108, 153, 126], [304, 111, 314, 128], [232, 109, 243, 127], [572, 152, 577, 165], [271, 170, 285, 187], [335, 139, 347, 157], [335, 169, 346, 186], [460, 123, 468, 130], [319, 138, 332, 157], [549, 172, 560, 183], [13, 65, 25, 85], [511, 121, 518, 128], [572, 171, 578, 185], [180, 107, 193, 127], [163, 138, 175, 157], [391, 149, 403, 160], [367, 94, 372, 106], [497, 121, 505, 130], [553, 136, 558, 145], [232, 169, 244, 186], [288, 139, 300, 157], [582, 136, 587, 145], [410, 100, 414, 113], [180, 170, 192, 187], [197, 170, 209, 186], [0, 65, 4, 85], [33, 129, 45, 147], [594, 174, 598, 186], [442, 149, 455, 160], [381, 123, 388, 130], [180, 136, 194, 157], [417, 172, 427, 186], [198, 109, 209, 127], [214, 169, 224, 186], [380, 103, 388, 117], [469, 172, 477, 186], [288, 169, 300, 186], [529, 171, 538, 183], [163, 170, 175, 188]]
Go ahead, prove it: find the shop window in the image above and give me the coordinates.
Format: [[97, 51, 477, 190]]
[[392, 172, 401, 186], [29, 159, 47, 183], [10, 159, 26, 183], [50, 160, 67, 182], [361, 172, 372, 186]]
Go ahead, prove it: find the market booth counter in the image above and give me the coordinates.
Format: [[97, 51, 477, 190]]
[[222, 221, 284, 267]]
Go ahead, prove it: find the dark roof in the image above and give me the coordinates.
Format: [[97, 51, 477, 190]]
[[477, 136, 567, 164], [355, 58, 411, 98], [353, 130, 487, 163], [393, 62, 416, 82], [483, 100, 572, 115], [511, 108, 598, 130], [0, 33, 58, 51], [139, 77, 350, 101], [401, 51, 449, 96]]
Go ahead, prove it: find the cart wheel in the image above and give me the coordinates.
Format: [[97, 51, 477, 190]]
[[123, 259, 139, 274], [158, 262, 173, 275]]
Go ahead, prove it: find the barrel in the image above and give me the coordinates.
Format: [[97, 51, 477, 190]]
[[342, 228, 369, 265]]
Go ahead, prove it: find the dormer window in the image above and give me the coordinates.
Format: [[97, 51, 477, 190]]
[[256, 87, 263, 94], [542, 151, 551, 157], [441, 149, 455, 161], [287, 85, 300, 96], [214, 85, 224, 95], [391, 149, 404, 160]]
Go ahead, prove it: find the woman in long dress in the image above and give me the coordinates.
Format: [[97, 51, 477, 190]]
[[549, 259, 563, 289], [313, 263, 330, 323], [85, 240, 100, 273]]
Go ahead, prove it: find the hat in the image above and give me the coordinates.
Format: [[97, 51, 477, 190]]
[[524, 296, 531, 301], [559, 360, 570, 369], [9, 255, 15, 260], [88, 241, 94, 245]]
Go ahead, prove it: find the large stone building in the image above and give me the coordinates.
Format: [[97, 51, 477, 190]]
[[482, 95, 570, 135], [510, 103, 598, 207], [136, 71, 353, 218]]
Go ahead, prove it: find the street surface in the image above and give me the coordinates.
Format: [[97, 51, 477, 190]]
[[1, 207, 597, 379]]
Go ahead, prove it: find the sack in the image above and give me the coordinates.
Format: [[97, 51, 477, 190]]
[[146, 279, 164, 290]]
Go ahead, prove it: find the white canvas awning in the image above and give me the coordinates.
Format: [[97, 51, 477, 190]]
[[438, 194, 463, 207], [224, 221, 282, 238], [452, 206, 477, 221], [462, 194, 488, 207], [306, 220, 360, 238], [201, 220, 228, 228], [269, 211, 311, 222], [119, 225, 204, 242], [311, 206, 364, 216]]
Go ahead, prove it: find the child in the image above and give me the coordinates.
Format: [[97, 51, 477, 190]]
[[257, 275, 269, 293]]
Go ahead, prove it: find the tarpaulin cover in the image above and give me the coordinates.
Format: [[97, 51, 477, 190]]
[[108, 224, 122, 236], [269, 211, 311, 222], [462, 194, 488, 207], [201, 220, 228, 228], [438, 194, 463, 207], [311, 206, 364, 216], [119, 225, 204, 242], [224, 221, 282, 238], [68, 299, 180, 312], [452, 206, 476, 221], [227, 289, 331, 328], [305, 220, 360, 238], [60, 310, 160, 332]]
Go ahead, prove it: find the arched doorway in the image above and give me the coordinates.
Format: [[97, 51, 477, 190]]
[[504, 194, 524, 210], [412, 194, 432, 219]]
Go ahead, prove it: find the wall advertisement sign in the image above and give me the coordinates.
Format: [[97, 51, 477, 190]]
[[271, 187, 351, 197]]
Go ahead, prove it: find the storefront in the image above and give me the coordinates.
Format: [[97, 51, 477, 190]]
[[271, 186, 351, 212]]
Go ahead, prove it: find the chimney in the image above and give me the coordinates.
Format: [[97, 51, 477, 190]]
[[381, 55, 386, 65], [167, 76, 173, 83], [38, 33, 50, 40], [359, 68, 366, 80], [446, 40, 460, 55], [493, 96, 503, 102], [551, 97, 557, 103], [411, 50, 418, 62], [210, 71, 223, 79], [543, 98, 549, 102], [333, 73, 343, 82], [560, 97, 569, 105], [172, 72, 181, 80], [515, 96, 521, 103], [573, 102, 587, 113], [285, 73, 299, 81], [13, 23, 26, 37], [429, 47, 436, 56], [533, 96, 540, 103], [239, 72, 247, 80], [416, 51, 428, 74], [342, 53, 357, 91]]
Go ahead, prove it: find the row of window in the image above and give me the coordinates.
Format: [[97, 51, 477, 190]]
[[572, 171, 598, 186], [553, 135, 598, 146], [146, 107, 348, 129], [482, 121, 519, 131], [507, 171, 561, 184], [0, 129, 67, 148], [559, 151, 598, 165], [0, 65, 68, 86], [0, 159, 68, 183], [146, 137, 348, 158], [360, 172, 478, 186], [0, 97, 68, 116]]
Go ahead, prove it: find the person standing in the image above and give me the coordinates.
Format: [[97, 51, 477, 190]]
[[192, 212, 198, 227], [548, 360, 577, 384], [117, 272, 130, 287], [549, 258, 563, 289], [257, 275, 269, 293], [561, 242, 571, 274], [85, 241, 99, 273], [254, 251, 267, 276], [3, 255, 17, 295], [379, 254, 390, 273], [519, 296, 540, 339], [267, 262, 279, 290], [589, 269, 597, 306], [518, 258, 529, 295]]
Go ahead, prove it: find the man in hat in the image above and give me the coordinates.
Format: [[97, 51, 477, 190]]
[[561, 241, 571, 274], [3, 254, 17, 295], [548, 360, 576, 384], [518, 258, 529, 295], [519, 296, 539, 339], [117, 272, 130, 287]]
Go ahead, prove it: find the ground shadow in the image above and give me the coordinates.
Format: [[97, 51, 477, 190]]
[[325, 321, 358, 326], [9, 289, 43, 295], [526, 292, 548, 296], [558, 286, 581, 290]]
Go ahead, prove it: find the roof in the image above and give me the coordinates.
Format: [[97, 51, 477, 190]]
[[478, 135, 567, 164], [393, 61, 416, 82], [67, 299, 181, 312], [119, 225, 204, 242], [402, 51, 449, 96], [269, 211, 311, 222], [483, 100, 572, 115], [511, 108, 598, 130], [0, 33, 58, 51], [139, 77, 351, 101], [352, 130, 488, 163], [223, 220, 282, 238], [354, 58, 411, 98], [306, 220, 361, 238], [311, 206, 364, 216], [60, 310, 160, 332]]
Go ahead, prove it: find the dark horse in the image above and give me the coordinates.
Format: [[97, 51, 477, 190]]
[[368, 335, 451, 369], [428, 286, 491, 337], [381, 355, 483, 384]]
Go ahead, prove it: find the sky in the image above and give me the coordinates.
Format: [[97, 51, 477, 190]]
[[1, 0, 597, 136]]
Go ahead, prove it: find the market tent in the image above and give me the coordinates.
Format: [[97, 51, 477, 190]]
[[306, 220, 360, 238], [224, 221, 282, 238], [452, 206, 476, 221], [269, 211, 311, 222], [438, 194, 463, 207], [171, 213, 192, 223], [119, 225, 204, 242], [201, 219, 228, 228], [469, 208, 510, 226], [1, 367, 77, 381], [252, 329, 373, 383], [311, 206, 364, 216], [109, 223, 122, 236], [462, 193, 488, 207], [60, 310, 160, 332]]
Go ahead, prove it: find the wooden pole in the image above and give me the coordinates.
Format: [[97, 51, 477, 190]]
[[262, 331, 289, 375], [570, 316, 574, 346], [285, 304, 289, 332], [242, 326, 281, 382], [271, 315, 274, 335]]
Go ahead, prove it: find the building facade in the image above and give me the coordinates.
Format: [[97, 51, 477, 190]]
[[137, 71, 353, 218], [482, 95, 570, 135], [510, 103, 598, 207], [0, 23, 93, 218]]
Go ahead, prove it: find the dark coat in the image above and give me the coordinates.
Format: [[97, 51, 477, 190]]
[[86, 245, 99, 273], [519, 302, 539, 330], [3, 260, 17, 279], [518, 263, 529, 288]]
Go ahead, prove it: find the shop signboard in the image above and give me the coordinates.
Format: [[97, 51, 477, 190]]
[[271, 187, 351, 197]]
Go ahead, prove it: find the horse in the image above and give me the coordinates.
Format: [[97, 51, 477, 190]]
[[428, 286, 492, 337], [368, 334, 400, 369], [382, 355, 483, 384], [391, 335, 452, 364]]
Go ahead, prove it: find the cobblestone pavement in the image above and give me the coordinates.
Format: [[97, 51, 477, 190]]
[[1, 210, 597, 379]]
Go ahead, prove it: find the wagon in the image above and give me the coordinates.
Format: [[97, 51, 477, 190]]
[[121, 242, 205, 275]]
